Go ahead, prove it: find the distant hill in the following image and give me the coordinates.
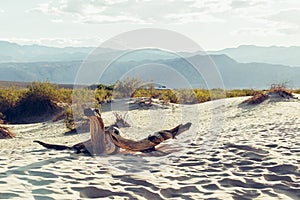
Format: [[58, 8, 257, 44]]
[[2, 41, 300, 67], [0, 61, 81, 83], [0, 41, 95, 63], [209, 45, 300, 67], [1, 54, 300, 89], [0, 41, 177, 63]]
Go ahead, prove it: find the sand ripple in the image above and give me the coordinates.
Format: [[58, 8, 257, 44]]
[[0, 97, 300, 199]]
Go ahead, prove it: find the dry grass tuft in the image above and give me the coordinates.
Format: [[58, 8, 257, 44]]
[[113, 112, 130, 128], [269, 83, 293, 98], [242, 83, 294, 105], [242, 91, 269, 105]]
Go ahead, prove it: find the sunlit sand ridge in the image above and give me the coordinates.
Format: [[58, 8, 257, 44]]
[[0, 96, 299, 199]]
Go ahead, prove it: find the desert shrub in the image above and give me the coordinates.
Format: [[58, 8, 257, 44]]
[[159, 90, 179, 103], [176, 89, 197, 104], [65, 87, 109, 131], [0, 82, 72, 123], [113, 77, 143, 98], [0, 87, 26, 112], [132, 87, 150, 98], [242, 91, 269, 105], [210, 89, 227, 100], [134, 88, 255, 104], [226, 89, 256, 98], [62, 105, 90, 132], [95, 87, 112, 103], [23, 81, 72, 103], [89, 83, 114, 91], [0, 81, 100, 124], [269, 83, 293, 97], [57, 88, 73, 103], [2, 81, 69, 123], [25, 81, 60, 102], [63, 106, 75, 130], [293, 89, 300, 94], [88, 84, 114, 103], [148, 84, 160, 99], [241, 83, 295, 105], [72, 88, 95, 104], [194, 89, 211, 103], [133, 83, 164, 99]]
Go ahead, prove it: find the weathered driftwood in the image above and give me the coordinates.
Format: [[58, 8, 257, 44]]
[[107, 123, 192, 152], [34, 108, 192, 155], [0, 126, 15, 139], [35, 109, 119, 155]]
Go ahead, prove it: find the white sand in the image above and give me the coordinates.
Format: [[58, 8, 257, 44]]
[[0, 96, 299, 199]]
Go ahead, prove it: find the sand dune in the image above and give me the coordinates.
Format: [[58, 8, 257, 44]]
[[0, 96, 299, 199]]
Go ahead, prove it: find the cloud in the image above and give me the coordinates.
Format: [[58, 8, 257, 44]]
[[0, 9, 4, 13], [262, 9, 300, 35], [226, 0, 300, 36], [277, 27, 300, 35], [27, 0, 300, 35], [231, 27, 283, 37], [230, 0, 250, 8], [51, 19, 64, 23], [231, 19, 299, 37], [233, 8, 300, 36], [192, 0, 232, 13], [2, 37, 102, 47], [265, 9, 300, 26], [27, 2, 61, 15], [230, 0, 268, 9], [166, 12, 225, 24], [28, 0, 227, 24]]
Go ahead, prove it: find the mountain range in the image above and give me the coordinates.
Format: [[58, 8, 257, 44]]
[[0, 41, 299, 89], [0, 41, 94, 63], [209, 45, 300, 67]]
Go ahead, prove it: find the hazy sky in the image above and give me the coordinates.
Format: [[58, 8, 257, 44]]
[[0, 0, 299, 50]]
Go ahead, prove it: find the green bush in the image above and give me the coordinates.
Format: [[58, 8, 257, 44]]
[[132, 87, 150, 98], [25, 81, 60, 102], [0, 87, 26, 112], [159, 90, 179, 103], [0, 81, 73, 123], [23, 81, 73, 104], [63, 106, 75, 130], [176, 89, 197, 104], [113, 77, 143, 98], [194, 89, 211, 103], [226, 89, 255, 98], [0, 79, 270, 124], [57, 88, 73, 103], [95, 87, 112, 103], [293, 89, 300, 94]]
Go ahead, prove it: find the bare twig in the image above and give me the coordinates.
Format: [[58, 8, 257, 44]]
[[113, 112, 130, 128]]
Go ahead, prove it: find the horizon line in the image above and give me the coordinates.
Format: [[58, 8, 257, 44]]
[[0, 40, 299, 52]]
